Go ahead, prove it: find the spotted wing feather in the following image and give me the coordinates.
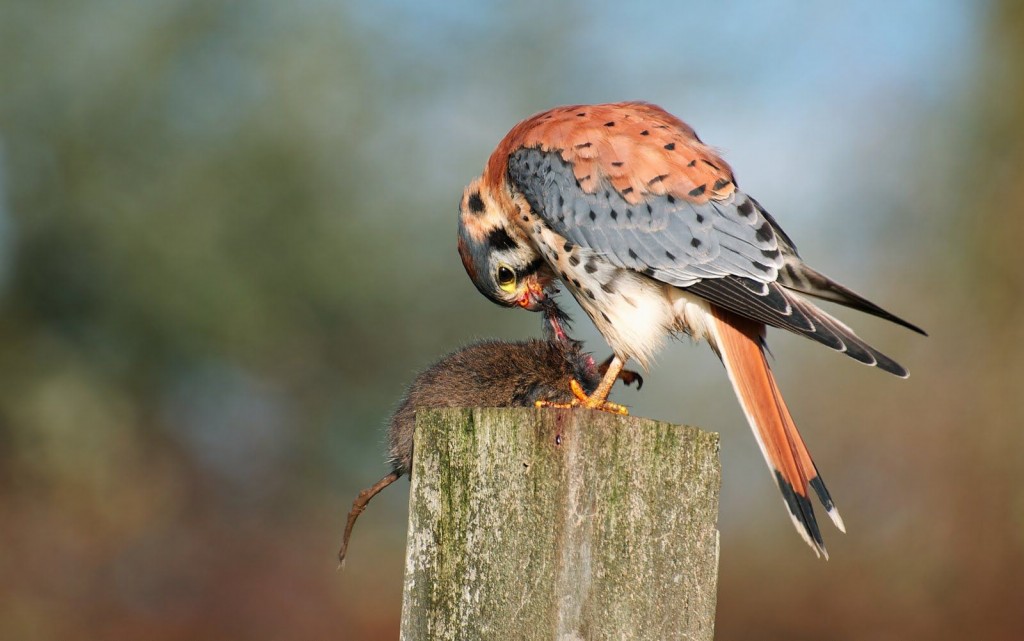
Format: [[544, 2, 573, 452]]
[[509, 147, 782, 287], [512, 160, 915, 377], [500, 102, 919, 376]]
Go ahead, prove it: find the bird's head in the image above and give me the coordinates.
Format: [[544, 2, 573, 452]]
[[457, 178, 552, 312]]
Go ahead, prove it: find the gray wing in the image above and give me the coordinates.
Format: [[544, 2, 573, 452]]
[[508, 147, 913, 377], [508, 147, 783, 288]]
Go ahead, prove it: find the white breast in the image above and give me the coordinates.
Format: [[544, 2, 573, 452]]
[[529, 224, 698, 370]]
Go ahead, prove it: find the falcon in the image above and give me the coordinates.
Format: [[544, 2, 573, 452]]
[[456, 102, 925, 557]]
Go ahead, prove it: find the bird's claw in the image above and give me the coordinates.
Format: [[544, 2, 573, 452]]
[[598, 355, 644, 390], [616, 369, 643, 389], [534, 379, 629, 415]]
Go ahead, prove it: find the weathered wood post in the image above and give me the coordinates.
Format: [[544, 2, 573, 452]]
[[400, 407, 721, 640]]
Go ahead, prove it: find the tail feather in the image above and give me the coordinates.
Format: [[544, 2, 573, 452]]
[[765, 368, 846, 534], [708, 305, 844, 558]]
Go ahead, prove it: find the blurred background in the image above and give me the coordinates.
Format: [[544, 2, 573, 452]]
[[0, 0, 1021, 639]]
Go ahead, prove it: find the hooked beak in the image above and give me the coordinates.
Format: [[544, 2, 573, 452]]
[[517, 278, 546, 311]]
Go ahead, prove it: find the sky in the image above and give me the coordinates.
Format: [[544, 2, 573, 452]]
[[344, 0, 980, 253]]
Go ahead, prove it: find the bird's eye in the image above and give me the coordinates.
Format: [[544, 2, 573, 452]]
[[496, 265, 516, 292]]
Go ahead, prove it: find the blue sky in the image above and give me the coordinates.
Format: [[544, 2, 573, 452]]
[[344, 0, 981, 240]]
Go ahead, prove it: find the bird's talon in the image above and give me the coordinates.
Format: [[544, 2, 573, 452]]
[[534, 399, 575, 410], [568, 378, 590, 404], [535, 380, 628, 415], [598, 355, 644, 390], [570, 379, 629, 415], [619, 369, 644, 389]]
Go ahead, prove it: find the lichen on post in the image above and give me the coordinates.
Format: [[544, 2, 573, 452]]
[[400, 407, 721, 641]]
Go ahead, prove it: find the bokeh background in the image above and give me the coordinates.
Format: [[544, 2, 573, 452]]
[[1, 1, 1022, 639]]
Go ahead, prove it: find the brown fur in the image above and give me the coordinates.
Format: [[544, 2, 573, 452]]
[[386, 338, 600, 474], [339, 338, 603, 565]]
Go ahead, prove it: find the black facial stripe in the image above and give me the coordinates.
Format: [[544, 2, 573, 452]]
[[486, 227, 519, 252], [467, 191, 485, 214], [516, 257, 546, 280]]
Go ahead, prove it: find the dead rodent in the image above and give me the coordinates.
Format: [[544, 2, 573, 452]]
[[385, 337, 602, 476], [338, 336, 624, 566]]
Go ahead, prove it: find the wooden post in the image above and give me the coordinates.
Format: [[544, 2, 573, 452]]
[[400, 408, 721, 641]]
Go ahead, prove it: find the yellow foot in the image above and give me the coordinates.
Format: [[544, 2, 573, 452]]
[[534, 379, 629, 416]]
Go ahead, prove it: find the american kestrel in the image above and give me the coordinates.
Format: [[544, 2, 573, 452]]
[[456, 102, 925, 557], [339, 306, 617, 565]]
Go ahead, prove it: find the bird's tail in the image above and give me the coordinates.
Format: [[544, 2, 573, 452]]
[[707, 305, 845, 558]]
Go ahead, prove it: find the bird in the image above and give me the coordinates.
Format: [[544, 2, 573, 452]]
[[338, 304, 639, 565], [455, 101, 926, 558]]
